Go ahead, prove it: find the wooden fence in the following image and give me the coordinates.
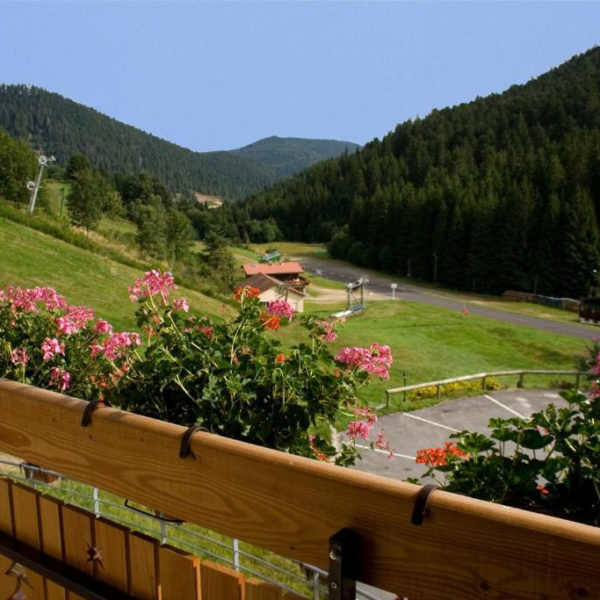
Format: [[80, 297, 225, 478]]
[[0, 477, 293, 599], [1, 379, 600, 599], [384, 369, 589, 408]]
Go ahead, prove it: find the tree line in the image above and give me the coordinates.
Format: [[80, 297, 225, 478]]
[[231, 46, 600, 298]]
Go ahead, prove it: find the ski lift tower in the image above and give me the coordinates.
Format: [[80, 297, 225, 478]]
[[331, 277, 369, 318], [27, 154, 55, 216], [346, 276, 369, 312]]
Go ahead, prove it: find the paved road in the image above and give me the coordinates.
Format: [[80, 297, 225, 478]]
[[353, 388, 568, 481], [301, 257, 597, 340]]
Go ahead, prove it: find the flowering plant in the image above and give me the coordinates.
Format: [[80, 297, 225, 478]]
[[413, 376, 600, 525], [0, 286, 140, 400], [0, 273, 392, 466]]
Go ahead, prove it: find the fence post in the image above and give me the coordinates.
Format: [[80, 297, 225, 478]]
[[385, 391, 390, 410], [576, 373, 581, 389], [482, 376, 487, 391], [518, 373, 525, 388], [160, 520, 167, 545], [93, 487, 100, 517], [313, 569, 320, 600], [233, 538, 240, 571], [437, 384, 441, 401]]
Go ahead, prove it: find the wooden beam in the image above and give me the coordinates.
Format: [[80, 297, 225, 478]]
[[0, 379, 599, 599]]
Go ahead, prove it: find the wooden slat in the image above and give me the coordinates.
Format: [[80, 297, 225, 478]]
[[61, 504, 94, 576], [0, 479, 15, 596], [10, 483, 45, 599], [245, 578, 283, 600], [62, 504, 95, 600], [0, 477, 13, 534], [38, 495, 67, 600], [158, 545, 201, 599], [200, 560, 244, 599], [94, 517, 129, 592], [1, 380, 600, 599], [128, 531, 159, 600]]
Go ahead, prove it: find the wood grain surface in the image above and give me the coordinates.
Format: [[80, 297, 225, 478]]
[[1, 379, 599, 599]]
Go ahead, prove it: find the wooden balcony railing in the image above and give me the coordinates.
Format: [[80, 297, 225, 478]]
[[0, 378, 599, 599]]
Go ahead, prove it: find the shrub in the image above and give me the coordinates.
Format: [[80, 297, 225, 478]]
[[410, 377, 501, 400], [413, 381, 600, 526]]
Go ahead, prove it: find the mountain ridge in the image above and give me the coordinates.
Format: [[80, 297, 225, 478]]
[[0, 84, 358, 200]]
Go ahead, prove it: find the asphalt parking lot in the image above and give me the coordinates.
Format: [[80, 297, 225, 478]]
[[353, 388, 570, 481]]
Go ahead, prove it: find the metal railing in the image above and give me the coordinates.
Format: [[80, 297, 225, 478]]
[[384, 369, 590, 408], [0, 456, 381, 600]]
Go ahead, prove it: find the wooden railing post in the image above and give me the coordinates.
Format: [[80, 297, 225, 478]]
[[482, 376, 487, 391], [517, 372, 525, 388]]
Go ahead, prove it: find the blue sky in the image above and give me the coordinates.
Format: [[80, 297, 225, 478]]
[[1, 1, 599, 152]]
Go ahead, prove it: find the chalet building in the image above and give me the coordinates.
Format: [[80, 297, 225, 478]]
[[242, 262, 309, 293], [240, 262, 309, 313]]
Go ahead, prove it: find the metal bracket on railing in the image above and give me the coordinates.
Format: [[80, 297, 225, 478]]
[[328, 528, 359, 600], [81, 398, 109, 427], [179, 425, 207, 459], [123, 499, 184, 524], [411, 483, 439, 526]]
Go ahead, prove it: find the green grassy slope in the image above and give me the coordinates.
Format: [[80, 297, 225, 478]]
[[0, 217, 226, 330], [285, 300, 584, 408]]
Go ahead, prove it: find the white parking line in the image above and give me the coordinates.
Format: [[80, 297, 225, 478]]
[[401, 412, 456, 431], [484, 394, 526, 418], [355, 444, 415, 461]]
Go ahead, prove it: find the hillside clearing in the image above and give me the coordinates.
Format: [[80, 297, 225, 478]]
[[0, 217, 228, 330]]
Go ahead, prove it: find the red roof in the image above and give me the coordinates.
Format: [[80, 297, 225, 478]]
[[243, 262, 303, 276]]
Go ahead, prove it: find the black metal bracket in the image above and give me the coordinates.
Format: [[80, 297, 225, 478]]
[[0, 528, 132, 600], [328, 528, 360, 600], [123, 499, 184, 524], [81, 398, 109, 427], [411, 483, 439, 526], [179, 425, 207, 459]]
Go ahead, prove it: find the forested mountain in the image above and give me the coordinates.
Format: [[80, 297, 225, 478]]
[[0, 85, 357, 201], [239, 46, 600, 298], [233, 136, 360, 178]]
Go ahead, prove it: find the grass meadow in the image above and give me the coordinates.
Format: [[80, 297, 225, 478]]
[[0, 217, 228, 330]]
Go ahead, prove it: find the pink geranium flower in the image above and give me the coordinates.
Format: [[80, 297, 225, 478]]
[[129, 269, 176, 304], [346, 420, 374, 441], [266, 299, 293, 321], [10, 348, 29, 365], [41, 338, 65, 361], [316, 320, 337, 342], [173, 297, 189, 313], [94, 319, 113, 334], [335, 343, 392, 380], [49, 367, 70, 391]]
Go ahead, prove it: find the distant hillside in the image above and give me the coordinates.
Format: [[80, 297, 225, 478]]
[[0, 85, 358, 201], [239, 46, 600, 298], [0, 84, 278, 201], [233, 136, 360, 178]]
